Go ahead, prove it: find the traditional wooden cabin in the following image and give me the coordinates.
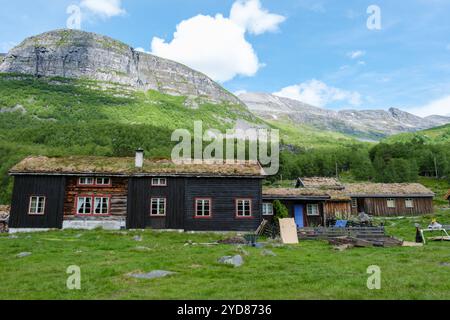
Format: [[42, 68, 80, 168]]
[[8, 152, 264, 232], [262, 188, 330, 228], [295, 177, 351, 220], [346, 183, 435, 216]]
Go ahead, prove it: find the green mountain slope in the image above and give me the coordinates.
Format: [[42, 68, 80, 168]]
[[0, 73, 368, 203], [384, 124, 450, 144]]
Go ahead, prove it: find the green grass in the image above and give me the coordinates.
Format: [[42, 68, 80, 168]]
[[385, 124, 450, 144], [1, 210, 449, 300], [419, 177, 450, 206]]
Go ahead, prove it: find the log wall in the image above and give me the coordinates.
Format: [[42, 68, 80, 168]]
[[64, 177, 128, 221]]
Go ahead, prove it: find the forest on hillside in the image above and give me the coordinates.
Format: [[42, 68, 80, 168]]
[[1, 75, 450, 204]]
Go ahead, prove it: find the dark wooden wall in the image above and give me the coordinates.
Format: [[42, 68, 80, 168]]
[[184, 178, 263, 231], [9, 176, 66, 229], [64, 177, 128, 221], [351, 197, 434, 216], [127, 177, 185, 229]]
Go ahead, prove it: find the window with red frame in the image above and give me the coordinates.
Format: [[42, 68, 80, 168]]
[[195, 199, 211, 217], [76, 196, 110, 215], [236, 199, 252, 217]]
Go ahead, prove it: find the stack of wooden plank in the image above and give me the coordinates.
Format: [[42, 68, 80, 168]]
[[298, 227, 386, 240], [329, 236, 403, 248]]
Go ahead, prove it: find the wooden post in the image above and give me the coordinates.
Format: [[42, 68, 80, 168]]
[[434, 156, 438, 178]]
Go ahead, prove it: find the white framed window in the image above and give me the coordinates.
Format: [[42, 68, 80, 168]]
[[236, 199, 252, 218], [95, 178, 111, 186], [151, 198, 166, 216], [262, 203, 274, 216], [195, 198, 212, 217], [307, 204, 320, 216], [94, 197, 110, 214], [77, 196, 93, 215], [405, 198, 414, 208], [28, 196, 46, 215], [151, 178, 167, 187], [351, 198, 358, 208], [387, 198, 396, 208], [78, 177, 94, 185]]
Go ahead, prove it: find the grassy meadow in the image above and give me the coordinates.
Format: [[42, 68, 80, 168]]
[[0, 210, 449, 300]]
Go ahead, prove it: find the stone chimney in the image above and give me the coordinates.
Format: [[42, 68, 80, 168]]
[[135, 148, 144, 169]]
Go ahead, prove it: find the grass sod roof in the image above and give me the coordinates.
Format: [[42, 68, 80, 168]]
[[345, 183, 435, 197], [9, 156, 264, 177], [263, 187, 331, 200], [297, 177, 344, 190]]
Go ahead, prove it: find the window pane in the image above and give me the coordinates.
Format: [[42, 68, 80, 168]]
[[30, 197, 37, 213]]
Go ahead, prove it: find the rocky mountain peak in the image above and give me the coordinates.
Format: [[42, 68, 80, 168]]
[[0, 29, 240, 105], [239, 92, 450, 140]]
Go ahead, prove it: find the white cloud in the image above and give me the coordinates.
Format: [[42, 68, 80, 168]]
[[347, 50, 365, 59], [273, 79, 362, 108], [409, 95, 450, 117], [230, 0, 286, 35], [66, 0, 125, 29], [150, 0, 285, 83], [80, 0, 125, 18]]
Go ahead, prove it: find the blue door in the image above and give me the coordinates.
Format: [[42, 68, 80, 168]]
[[294, 205, 304, 228]]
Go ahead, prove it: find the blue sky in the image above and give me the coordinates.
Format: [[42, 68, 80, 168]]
[[0, 0, 449, 116]]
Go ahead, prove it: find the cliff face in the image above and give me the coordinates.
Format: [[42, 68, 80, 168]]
[[0, 29, 240, 105]]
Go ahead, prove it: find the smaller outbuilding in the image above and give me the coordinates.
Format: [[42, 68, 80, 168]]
[[346, 183, 435, 216], [262, 187, 330, 228]]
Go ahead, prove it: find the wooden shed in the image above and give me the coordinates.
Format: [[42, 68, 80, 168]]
[[346, 183, 435, 216], [262, 188, 330, 228]]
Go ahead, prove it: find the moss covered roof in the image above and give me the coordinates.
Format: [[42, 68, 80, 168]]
[[297, 177, 344, 190], [10, 156, 263, 177], [262, 188, 332, 200], [345, 183, 435, 197]]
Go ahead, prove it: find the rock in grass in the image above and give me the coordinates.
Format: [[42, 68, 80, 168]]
[[134, 246, 151, 251], [218, 255, 244, 267], [129, 270, 176, 279], [261, 249, 277, 257], [236, 245, 249, 256], [16, 252, 32, 258], [133, 235, 143, 242]]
